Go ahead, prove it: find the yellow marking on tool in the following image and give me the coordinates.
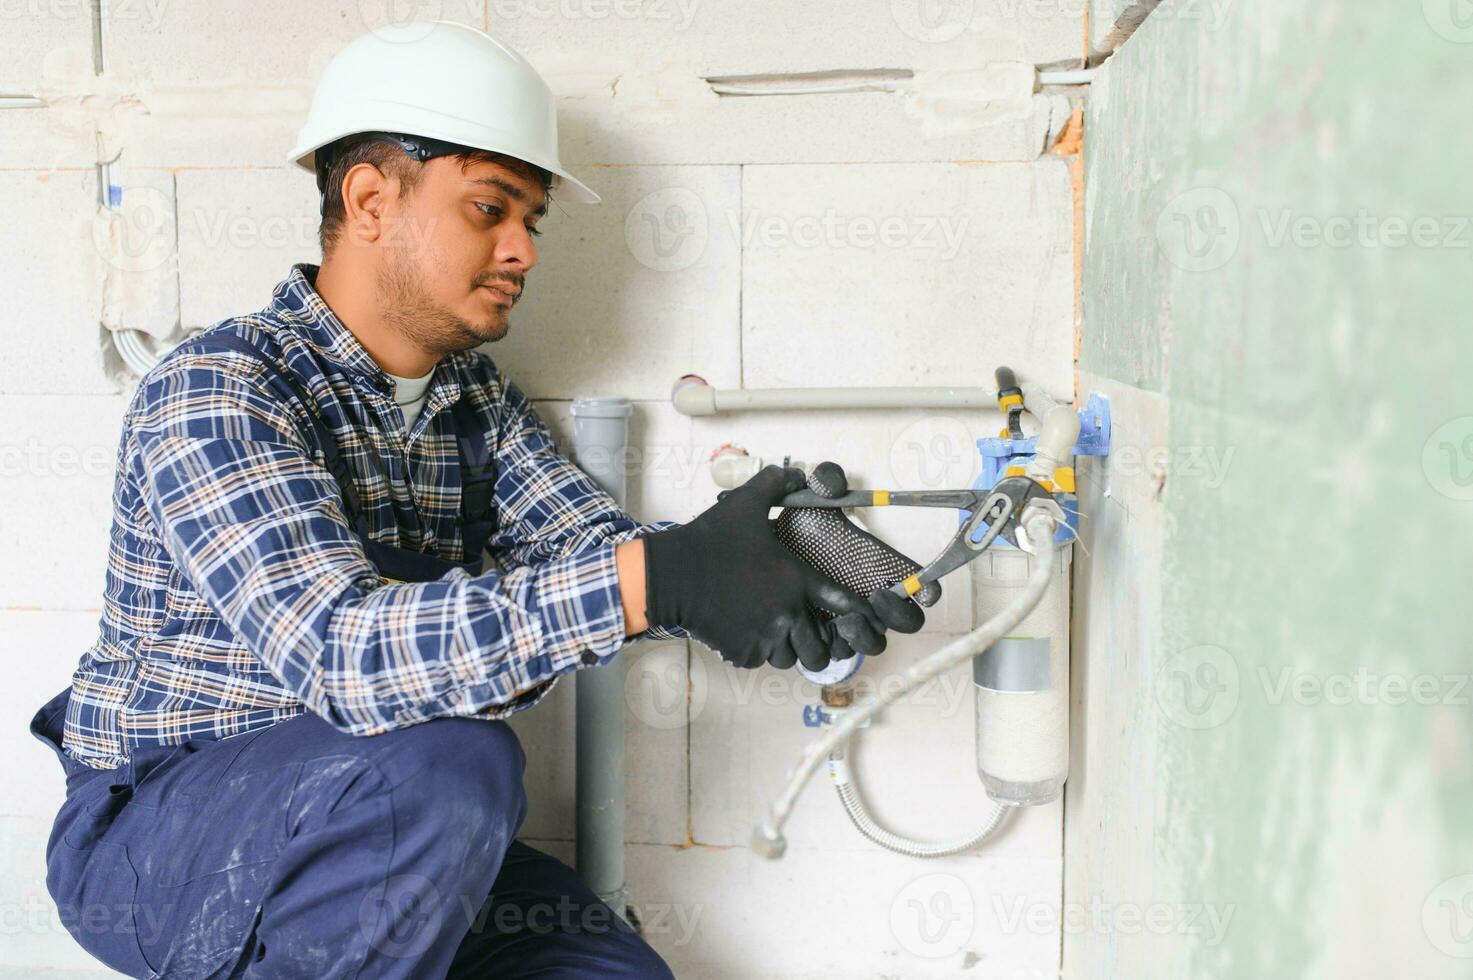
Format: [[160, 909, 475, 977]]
[[1005, 462, 1073, 493], [998, 393, 1023, 411], [901, 574, 923, 596], [872, 490, 891, 506]]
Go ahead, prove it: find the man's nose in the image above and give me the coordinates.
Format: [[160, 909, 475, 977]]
[[495, 225, 539, 270]]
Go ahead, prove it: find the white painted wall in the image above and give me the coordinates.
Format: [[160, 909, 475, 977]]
[[0, 3, 1083, 976]]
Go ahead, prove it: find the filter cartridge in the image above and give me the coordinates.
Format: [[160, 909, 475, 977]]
[[972, 540, 1072, 806]]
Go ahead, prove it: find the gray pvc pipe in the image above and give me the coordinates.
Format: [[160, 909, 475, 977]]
[[570, 397, 633, 916]]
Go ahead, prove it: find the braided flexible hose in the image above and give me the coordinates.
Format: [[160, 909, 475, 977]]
[[828, 744, 1009, 857]]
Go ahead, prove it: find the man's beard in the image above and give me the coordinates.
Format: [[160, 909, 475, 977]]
[[377, 251, 510, 355]]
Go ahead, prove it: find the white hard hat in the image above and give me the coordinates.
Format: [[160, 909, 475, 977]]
[[289, 21, 598, 204]]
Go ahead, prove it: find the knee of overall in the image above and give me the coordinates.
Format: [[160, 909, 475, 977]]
[[611, 937, 678, 980], [364, 718, 529, 839]]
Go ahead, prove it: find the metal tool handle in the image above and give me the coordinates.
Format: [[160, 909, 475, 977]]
[[778, 489, 983, 510], [777, 489, 879, 509], [887, 491, 1013, 599]]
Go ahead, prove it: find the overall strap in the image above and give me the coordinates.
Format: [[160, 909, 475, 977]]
[[177, 332, 372, 537], [448, 393, 498, 561]]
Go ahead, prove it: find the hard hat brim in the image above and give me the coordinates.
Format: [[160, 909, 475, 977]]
[[289, 128, 600, 206]]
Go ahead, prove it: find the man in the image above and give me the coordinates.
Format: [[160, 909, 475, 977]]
[[30, 22, 922, 979]]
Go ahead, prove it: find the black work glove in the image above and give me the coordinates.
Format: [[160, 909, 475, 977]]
[[777, 460, 931, 640], [642, 465, 889, 670]]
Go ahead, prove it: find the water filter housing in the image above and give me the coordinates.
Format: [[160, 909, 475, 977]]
[[967, 395, 1106, 806], [971, 539, 1072, 806]]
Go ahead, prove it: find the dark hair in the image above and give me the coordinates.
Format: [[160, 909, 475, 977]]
[[316, 136, 554, 253]]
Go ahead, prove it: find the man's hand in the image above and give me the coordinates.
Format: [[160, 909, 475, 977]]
[[796, 460, 930, 638], [616, 538, 650, 635], [638, 465, 891, 670]]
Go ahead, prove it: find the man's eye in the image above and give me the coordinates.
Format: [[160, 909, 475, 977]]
[[475, 202, 541, 237]]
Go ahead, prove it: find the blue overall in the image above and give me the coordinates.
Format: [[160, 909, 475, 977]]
[[30, 334, 673, 979]]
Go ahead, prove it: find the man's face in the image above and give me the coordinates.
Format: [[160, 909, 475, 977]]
[[376, 154, 546, 354]]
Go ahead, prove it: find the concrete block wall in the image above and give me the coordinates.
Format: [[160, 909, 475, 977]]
[[1, 3, 1085, 976]]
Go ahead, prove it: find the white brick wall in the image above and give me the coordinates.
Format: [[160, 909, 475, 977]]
[[1, 612, 118, 978], [740, 160, 1075, 391], [0, 174, 114, 395], [1, 3, 1083, 976], [494, 165, 744, 400]]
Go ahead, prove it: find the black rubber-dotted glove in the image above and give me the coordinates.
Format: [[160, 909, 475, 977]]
[[775, 461, 932, 650], [642, 465, 888, 670]]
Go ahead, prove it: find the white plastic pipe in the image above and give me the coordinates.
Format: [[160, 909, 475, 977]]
[[703, 67, 1093, 97], [1026, 406, 1083, 483], [1036, 69, 1097, 86], [708, 78, 908, 97], [709, 447, 763, 488], [672, 376, 1072, 417], [1020, 382, 1064, 418], [752, 509, 1061, 859]]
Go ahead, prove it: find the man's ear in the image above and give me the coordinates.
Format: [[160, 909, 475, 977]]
[[337, 162, 396, 249]]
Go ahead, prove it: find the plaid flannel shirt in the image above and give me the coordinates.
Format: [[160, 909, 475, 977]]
[[63, 265, 681, 769]]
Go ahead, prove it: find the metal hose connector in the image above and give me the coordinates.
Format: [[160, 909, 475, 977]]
[[828, 744, 1009, 857]]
